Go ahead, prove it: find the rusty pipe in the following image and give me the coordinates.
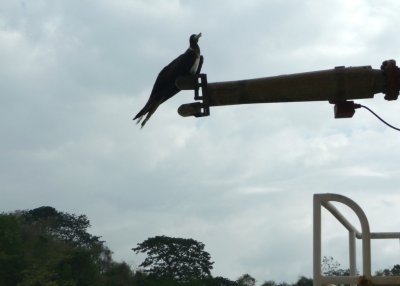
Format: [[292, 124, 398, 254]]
[[206, 66, 386, 106]]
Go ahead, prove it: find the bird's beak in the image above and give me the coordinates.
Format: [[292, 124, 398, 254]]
[[196, 33, 202, 40]]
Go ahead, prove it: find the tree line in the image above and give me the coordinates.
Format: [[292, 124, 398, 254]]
[[1, 207, 399, 286]]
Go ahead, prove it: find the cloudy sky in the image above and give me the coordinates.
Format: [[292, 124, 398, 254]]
[[2, 0, 400, 284]]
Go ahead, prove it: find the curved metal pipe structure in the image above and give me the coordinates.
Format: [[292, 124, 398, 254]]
[[313, 193, 400, 286]]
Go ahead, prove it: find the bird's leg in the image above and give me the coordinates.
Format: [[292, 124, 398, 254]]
[[196, 55, 204, 75]]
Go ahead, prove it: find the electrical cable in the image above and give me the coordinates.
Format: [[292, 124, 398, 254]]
[[354, 103, 400, 132]]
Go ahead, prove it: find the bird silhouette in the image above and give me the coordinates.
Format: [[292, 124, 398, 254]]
[[134, 33, 203, 128]]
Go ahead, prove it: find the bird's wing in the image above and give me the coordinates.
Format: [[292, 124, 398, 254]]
[[133, 49, 199, 123], [152, 50, 197, 93], [149, 49, 198, 102], [133, 55, 186, 121]]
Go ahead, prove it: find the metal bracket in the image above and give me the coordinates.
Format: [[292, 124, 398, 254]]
[[333, 101, 357, 118], [176, 73, 210, 117]]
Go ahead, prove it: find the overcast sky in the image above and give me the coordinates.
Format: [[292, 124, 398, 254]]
[[2, 0, 400, 284]]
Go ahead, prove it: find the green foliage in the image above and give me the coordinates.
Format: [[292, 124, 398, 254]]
[[0, 207, 130, 286], [260, 281, 290, 286], [199, 276, 239, 286], [133, 235, 214, 282], [376, 264, 400, 276], [103, 261, 137, 286], [293, 276, 313, 286], [260, 280, 277, 286], [237, 273, 256, 286], [21, 206, 102, 247], [0, 214, 25, 286], [135, 276, 239, 286], [1, 207, 236, 286]]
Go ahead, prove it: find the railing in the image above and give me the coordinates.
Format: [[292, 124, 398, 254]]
[[313, 193, 400, 286]]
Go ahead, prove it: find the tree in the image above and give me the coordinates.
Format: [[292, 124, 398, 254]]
[[21, 206, 102, 247], [260, 280, 277, 286], [321, 256, 351, 276], [133, 235, 214, 282], [18, 207, 109, 285], [181, 276, 238, 286], [376, 264, 400, 276], [0, 214, 25, 286], [103, 261, 137, 286], [293, 276, 313, 286], [237, 274, 256, 286], [0, 207, 141, 286], [261, 282, 290, 286]]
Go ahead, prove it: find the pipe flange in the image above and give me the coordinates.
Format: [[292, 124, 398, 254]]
[[381, 59, 400, 100]]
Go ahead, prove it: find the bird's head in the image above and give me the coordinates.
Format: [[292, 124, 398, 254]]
[[189, 33, 202, 46]]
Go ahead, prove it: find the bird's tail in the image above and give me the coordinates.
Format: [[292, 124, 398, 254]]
[[133, 103, 159, 128], [134, 115, 144, 127], [133, 106, 147, 121], [133, 102, 150, 127], [138, 112, 153, 128]]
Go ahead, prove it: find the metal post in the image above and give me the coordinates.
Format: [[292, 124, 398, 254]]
[[349, 230, 357, 286], [313, 195, 322, 286], [362, 228, 372, 280]]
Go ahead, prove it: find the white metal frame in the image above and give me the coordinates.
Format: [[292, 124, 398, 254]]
[[313, 193, 400, 286]]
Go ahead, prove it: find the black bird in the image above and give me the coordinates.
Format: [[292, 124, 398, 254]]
[[134, 33, 203, 128]]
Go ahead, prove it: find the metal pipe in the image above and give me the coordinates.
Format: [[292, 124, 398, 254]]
[[320, 275, 360, 285], [178, 60, 399, 117], [322, 201, 362, 238], [370, 232, 400, 239], [316, 194, 372, 278], [320, 275, 400, 285], [371, 275, 400, 285], [206, 66, 386, 106]]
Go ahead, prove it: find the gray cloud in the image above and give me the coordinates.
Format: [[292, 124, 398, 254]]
[[2, 0, 400, 284]]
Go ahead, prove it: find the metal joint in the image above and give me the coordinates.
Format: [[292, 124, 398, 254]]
[[381, 60, 400, 100], [357, 275, 372, 286], [176, 73, 210, 117]]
